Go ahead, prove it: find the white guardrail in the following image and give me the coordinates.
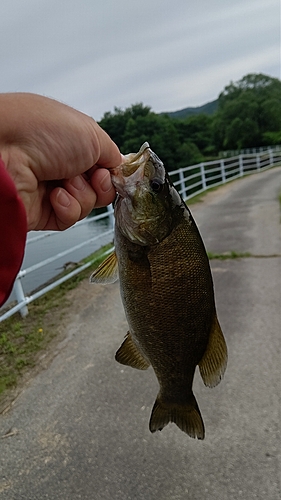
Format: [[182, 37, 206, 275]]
[[1, 147, 281, 322], [219, 144, 281, 157]]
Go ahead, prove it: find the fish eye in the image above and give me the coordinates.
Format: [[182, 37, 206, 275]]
[[150, 179, 163, 193]]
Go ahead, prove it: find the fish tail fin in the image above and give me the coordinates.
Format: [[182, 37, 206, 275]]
[[149, 393, 205, 439]]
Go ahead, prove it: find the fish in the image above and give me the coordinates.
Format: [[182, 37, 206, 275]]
[[90, 142, 227, 439]]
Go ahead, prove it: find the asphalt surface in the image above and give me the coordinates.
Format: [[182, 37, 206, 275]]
[[1, 167, 280, 500]]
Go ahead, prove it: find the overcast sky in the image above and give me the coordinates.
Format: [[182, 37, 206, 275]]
[[0, 0, 280, 120]]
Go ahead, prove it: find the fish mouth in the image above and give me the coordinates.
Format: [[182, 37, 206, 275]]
[[111, 142, 151, 198], [122, 142, 151, 177]]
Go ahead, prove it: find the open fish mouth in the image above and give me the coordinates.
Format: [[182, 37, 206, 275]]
[[122, 142, 151, 177], [111, 142, 151, 197]]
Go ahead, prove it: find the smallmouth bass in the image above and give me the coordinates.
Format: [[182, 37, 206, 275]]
[[90, 143, 227, 439]]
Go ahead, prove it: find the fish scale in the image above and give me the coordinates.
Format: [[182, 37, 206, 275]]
[[116, 219, 211, 384], [90, 142, 227, 439]]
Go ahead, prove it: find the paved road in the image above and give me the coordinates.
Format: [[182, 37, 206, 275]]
[[1, 167, 280, 500]]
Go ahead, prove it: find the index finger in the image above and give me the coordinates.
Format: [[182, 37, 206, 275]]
[[92, 122, 122, 170]]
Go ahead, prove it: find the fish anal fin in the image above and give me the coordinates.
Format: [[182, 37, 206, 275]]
[[149, 393, 205, 439], [199, 314, 228, 388], [115, 332, 150, 370], [89, 251, 118, 284]]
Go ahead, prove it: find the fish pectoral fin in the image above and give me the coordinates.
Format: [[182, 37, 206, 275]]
[[115, 332, 150, 370], [89, 251, 118, 284], [198, 314, 228, 388], [149, 393, 205, 439]]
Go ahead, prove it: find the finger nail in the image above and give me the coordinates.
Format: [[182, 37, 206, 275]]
[[100, 172, 113, 192], [57, 189, 71, 207], [70, 175, 86, 191]]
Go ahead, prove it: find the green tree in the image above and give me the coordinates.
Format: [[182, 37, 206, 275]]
[[174, 114, 214, 155], [99, 103, 203, 170], [99, 103, 152, 147], [176, 142, 203, 168], [122, 112, 181, 169], [214, 73, 281, 150], [99, 73, 281, 162]]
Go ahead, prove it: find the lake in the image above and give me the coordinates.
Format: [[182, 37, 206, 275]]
[[3, 213, 113, 307]]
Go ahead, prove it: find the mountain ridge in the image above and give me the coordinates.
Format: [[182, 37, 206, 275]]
[[161, 99, 218, 119]]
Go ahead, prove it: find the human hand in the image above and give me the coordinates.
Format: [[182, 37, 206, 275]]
[[0, 93, 121, 231]]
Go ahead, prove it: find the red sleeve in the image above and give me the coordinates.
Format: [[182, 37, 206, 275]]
[[0, 157, 27, 307]]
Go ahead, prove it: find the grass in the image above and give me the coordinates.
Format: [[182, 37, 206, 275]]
[[0, 241, 253, 404], [185, 185, 221, 205], [1, 168, 280, 408], [0, 243, 113, 403], [207, 250, 252, 260]]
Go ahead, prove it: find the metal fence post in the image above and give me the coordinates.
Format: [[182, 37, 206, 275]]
[[256, 153, 260, 171], [179, 169, 186, 198], [268, 149, 274, 166], [14, 278, 28, 317], [107, 204, 115, 229], [220, 159, 226, 183], [200, 163, 206, 190], [239, 155, 244, 176]]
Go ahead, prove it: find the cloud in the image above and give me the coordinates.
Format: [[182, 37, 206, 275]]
[[0, 0, 279, 119]]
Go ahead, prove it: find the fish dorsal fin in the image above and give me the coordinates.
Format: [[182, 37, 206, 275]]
[[115, 332, 150, 370], [89, 251, 118, 284], [198, 314, 228, 388]]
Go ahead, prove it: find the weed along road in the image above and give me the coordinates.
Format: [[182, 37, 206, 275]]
[[0, 167, 280, 500]]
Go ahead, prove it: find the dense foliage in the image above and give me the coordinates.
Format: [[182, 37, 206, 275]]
[[99, 104, 209, 170], [99, 73, 281, 170], [213, 74, 281, 150]]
